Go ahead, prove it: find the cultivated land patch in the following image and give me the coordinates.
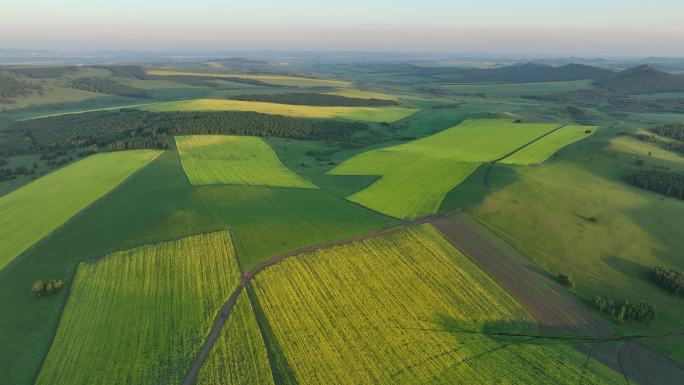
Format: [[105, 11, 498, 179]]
[[251, 224, 622, 384], [146, 69, 352, 88], [324, 88, 400, 101], [143, 99, 417, 123], [196, 291, 274, 385], [0, 150, 161, 270], [329, 119, 569, 218], [500, 125, 597, 165], [175, 135, 317, 188], [35, 231, 240, 385]]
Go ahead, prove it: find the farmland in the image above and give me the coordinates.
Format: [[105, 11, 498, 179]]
[[175, 135, 317, 188], [35, 231, 240, 385], [251, 224, 622, 384], [0, 150, 161, 270], [146, 70, 352, 87], [196, 291, 274, 385], [143, 99, 417, 122], [500, 125, 598, 165], [329, 119, 566, 218]]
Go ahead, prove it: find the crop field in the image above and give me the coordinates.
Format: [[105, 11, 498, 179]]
[[175, 135, 317, 188], [146, 69, 352, 87], [324, 88, 400, 100], [196, 291, 274, 385], [500, 125, 597, 165], [143, 99, 417, 122], [0, 150, 161, 270], [329, 119, 561, 218], [35, 231, 240, 385], [251, 224, 622, 384]]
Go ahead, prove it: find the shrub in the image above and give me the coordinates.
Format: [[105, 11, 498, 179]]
[[31, 280, 46, 297], [557, 273, 575, 290]]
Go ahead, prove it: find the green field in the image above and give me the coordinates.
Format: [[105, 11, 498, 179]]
[[501, 125, 598, 165], [251, 224, 622, 384], [0, 150, 161, 270], [175, 135, 317, 188], [197, 291, 274, 385], [35, 231, 240, 385], [329, 119, 560, 218], [143, 99, 417, 122], [473, 129, 684, 360], [146, 69, 352, 87]]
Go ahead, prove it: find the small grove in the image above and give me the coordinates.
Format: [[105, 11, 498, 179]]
[[31, 279, 64, 297], [592, 295, 656, 324], [624, 169, 684, 200], [651, 266, 684, 295]]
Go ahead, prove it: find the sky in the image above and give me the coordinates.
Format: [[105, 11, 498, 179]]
[[2, 0, 684, 56]]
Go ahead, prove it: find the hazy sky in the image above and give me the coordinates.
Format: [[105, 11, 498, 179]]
[[3, 0, 683, 56]]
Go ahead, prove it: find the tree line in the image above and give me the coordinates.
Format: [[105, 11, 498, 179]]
[[624, 170, 684, 200], [229, 92, 398, 107], [651, 266, 684, 295], [651, 123, 684, 142], [4, 109, 368, 154], [68, 77, 148, 98]]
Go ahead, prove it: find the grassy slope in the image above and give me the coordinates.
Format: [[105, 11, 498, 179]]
[[252, 224, 622, 384], [329, 119, 558, 218], [472, 128, 684, 361], [143, 98, 417, 123], [501, 125, 598, 165], [443, 80, 594, 98], [35, 232, 240, 385], [0, 150, 161, 270], [175, 135, 316, 188], [196, 291, 274, 385], [146, 69, 351, 87], [0, 149, 392, 385]]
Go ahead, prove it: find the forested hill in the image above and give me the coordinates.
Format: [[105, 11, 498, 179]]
[[594, 65, 684, 94]]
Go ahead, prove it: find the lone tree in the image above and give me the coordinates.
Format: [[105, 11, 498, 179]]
[[31, 280, 46, 297]]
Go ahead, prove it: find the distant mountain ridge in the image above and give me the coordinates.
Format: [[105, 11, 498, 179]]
[[594, 65, 684, 94]]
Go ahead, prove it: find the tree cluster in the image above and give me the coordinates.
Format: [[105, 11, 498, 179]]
[[651, 266, 684, 295], [31, 279, 64, 297], [0, 75, 42, 102], [624, 170, 684, 200], [10, 66, 76, 78], [229, 92, 398, 107], [651, 123, 684, 142], [592, 295, 656, 324], [68, 77, 148, 98]]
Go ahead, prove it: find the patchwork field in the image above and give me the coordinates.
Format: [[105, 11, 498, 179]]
[[175, 135, 317, 188], [251, 224, 622, 384], [144, 99, 417, 122], [0, 150, 161, 270], [329, 119, 562, 218], [35, 231, 240, 385], [146, 69, 352, 87], [196, 291, 274, 385], [501, 125, 597, 165]]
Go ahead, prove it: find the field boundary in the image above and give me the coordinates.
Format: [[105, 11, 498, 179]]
[[483, 124, 566, 190]]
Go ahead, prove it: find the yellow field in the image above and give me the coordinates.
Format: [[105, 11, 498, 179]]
[[251, 224, 622, 384], [175, 135, 317, 188], [146, 69, 351, 87], [143, 99, 417, 123], [36, 231, 241, 385], [196, 291, 274, 385], [324, 88, 400, 100], [0, 150, 161, 270]]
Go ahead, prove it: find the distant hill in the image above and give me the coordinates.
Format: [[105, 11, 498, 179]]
[[594, 65, 684, 94], [455, 63, 613, 83], [397, 62, 613, 83]]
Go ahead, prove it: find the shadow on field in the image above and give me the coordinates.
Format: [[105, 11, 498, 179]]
[[439, 163, 521, 214], [601, 255, 651, 281]]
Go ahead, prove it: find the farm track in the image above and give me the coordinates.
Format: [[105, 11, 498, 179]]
[[483, 124, 566, 190], [432, 213, 684, 385]]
